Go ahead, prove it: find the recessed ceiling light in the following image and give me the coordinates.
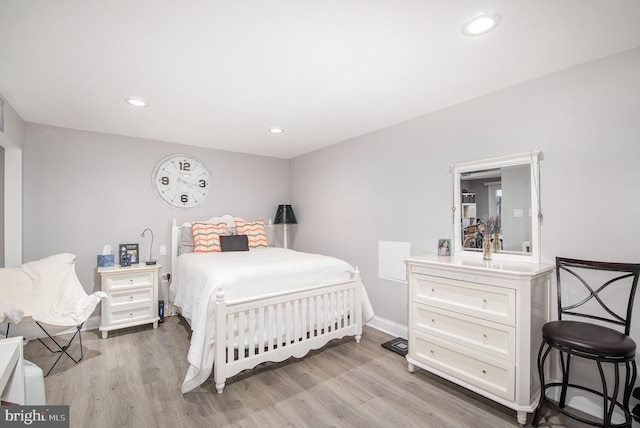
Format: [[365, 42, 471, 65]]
[[269, 128, 284, 134], [125, 97, 149, 107], [461, 12, 501, 36]]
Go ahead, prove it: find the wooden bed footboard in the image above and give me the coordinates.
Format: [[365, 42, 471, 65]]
[[213, 269, 363, 393]]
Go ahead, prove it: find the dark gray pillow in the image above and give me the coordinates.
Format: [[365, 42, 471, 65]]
[[220, 235, 249, 252]]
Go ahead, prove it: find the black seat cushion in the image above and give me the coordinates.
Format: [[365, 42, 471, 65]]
[[543, 320, 636, 358]]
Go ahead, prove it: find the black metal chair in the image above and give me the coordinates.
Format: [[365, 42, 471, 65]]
[[532, 257, 640, 428]]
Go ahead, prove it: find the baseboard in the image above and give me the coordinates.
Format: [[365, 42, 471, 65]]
[[543, 376, 632, 424], [49, 315, 100, 335], [366, 315, 408, 339], [83, 315, 100, 332]]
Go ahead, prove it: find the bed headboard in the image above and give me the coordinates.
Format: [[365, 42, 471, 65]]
[[170, 215, 238, 278], [170, 215, 274, 282]]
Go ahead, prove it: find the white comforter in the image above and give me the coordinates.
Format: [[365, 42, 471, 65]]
[[171, 248, 374, 393]]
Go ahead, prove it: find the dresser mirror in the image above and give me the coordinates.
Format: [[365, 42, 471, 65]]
[[452, 152, 541, 262]]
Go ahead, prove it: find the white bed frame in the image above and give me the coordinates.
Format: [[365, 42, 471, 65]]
[[170, 216, 363, 393]]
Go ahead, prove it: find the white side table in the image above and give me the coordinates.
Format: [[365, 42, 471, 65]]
[[97, 263, 161, 339], [0, 336, 26, 405]]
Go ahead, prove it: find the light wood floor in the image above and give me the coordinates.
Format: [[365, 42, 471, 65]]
[[23, 316, 579, 428]]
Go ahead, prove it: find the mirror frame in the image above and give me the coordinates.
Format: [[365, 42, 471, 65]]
[[452, 151, 541, 262]]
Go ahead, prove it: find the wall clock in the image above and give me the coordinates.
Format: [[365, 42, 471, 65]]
[[152, 154, 212, 209]]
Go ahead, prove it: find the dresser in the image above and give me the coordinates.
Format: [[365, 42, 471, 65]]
[[405, 255, 554, 425], [97, 264, 161, 339]]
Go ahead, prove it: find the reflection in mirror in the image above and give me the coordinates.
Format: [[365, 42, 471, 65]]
[[452, 152, 541, 262]]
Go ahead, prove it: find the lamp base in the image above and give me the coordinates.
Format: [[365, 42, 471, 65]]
[[145, 260, 157, 265], [283, 224, 289, 249]]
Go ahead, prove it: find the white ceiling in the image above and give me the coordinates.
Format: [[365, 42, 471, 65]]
[[1, 1, 640, 159]]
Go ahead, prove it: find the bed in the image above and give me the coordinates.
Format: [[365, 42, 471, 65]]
[[169, 215, 374, 394]]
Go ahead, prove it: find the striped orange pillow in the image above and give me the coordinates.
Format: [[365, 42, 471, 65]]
[[234, 219, 268, 249], [192, 222, 228, 253]]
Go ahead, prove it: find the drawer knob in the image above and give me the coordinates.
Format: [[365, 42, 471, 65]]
[[129, 313, 134, 317], [129, 296, 134, 300], [482, 370, 487, 374], [129, 279, 134, 282]]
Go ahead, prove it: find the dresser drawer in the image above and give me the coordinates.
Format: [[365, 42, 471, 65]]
[[108, 287, 153, 308], [412, 274, 516, 325], [105, 272, 154, 291], [108, 305, 154, 326], [410, 330, 515, 401], [412, 303, 515, 362]]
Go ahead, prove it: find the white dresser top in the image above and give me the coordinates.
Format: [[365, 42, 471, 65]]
[[97, 263, 161, 274], [406, 254, 555, 277]]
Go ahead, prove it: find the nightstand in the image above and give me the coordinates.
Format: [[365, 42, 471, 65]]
[[97, 263, 161, 339]]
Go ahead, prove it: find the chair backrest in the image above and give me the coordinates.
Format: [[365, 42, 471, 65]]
[[556, 257, 640, 335]]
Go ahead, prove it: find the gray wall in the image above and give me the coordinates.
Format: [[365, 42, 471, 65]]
[[0, 95, 25, 150], [291, 47, 640, 342], [23, 124, 290, 297], [0, 94, 25, 268], [0, 145, 4, 266]]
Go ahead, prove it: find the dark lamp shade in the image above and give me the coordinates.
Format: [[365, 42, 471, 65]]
[[274, 204, 297, 225]]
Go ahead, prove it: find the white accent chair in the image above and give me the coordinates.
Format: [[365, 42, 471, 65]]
[[0, 253, 106, 376]]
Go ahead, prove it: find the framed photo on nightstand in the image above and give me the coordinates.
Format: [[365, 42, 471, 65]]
[[119, 243, 139, 266]]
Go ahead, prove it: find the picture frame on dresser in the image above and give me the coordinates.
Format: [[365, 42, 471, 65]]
[[437, 239, 451, 256], [119, 243, 139, 266]]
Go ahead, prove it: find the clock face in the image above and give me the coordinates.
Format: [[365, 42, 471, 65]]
[[152, 154, 212, 209]]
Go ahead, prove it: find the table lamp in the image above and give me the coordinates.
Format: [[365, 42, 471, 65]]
[[274, 204, 297, 249], [140, 228, 156, 265]]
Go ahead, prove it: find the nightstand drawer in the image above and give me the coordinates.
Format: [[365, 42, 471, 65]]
[[412, 303, 515, 362], [109, 305, 154, 325], [109, 287, 153, 308], [105, 272, 153, 291], [410, 330, 515, 401], [412, 274, 515, 325]]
